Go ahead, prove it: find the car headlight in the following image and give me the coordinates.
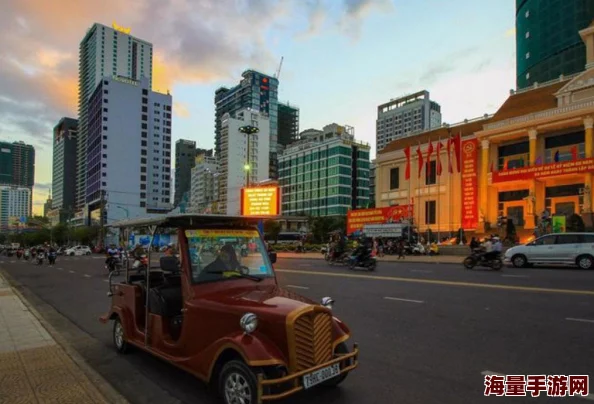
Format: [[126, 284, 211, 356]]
[[321, 296, 334, 310], [240, 313, 258, 334]]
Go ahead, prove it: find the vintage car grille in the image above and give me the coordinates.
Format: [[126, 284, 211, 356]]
[[292, 311, 333, 371]]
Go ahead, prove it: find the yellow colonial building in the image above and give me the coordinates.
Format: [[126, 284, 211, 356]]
[[376, 23, 594, 237]]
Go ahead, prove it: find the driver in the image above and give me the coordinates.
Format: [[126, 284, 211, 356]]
[[204, 243, 240, 274]]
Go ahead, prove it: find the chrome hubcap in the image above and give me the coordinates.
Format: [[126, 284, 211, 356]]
[[580, 258, 591, 269], [514, 257, 524, 266], [114, 322, 124, 348], [224, 372, 251, 404]]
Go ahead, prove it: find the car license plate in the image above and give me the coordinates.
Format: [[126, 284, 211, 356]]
[[303, 363, 340, 389]]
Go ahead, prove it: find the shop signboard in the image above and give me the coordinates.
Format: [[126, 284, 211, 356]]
[[346, 205, 412, 235]]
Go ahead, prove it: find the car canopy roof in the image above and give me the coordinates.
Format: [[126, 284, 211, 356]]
[[106, 213, 279, 229]]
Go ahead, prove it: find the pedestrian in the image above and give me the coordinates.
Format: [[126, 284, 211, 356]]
[[398, 238, 405, 259]]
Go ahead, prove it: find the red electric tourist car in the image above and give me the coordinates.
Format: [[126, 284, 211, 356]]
[[100, 214, 358, 404]]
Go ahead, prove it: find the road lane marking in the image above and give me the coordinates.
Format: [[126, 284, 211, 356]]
[[103, 279, 109, 283], [68, 270, 75, 274], [299, 264, 312, 267], [566, 317, 594, 324], [83, 274, 91, 278], [57, 268, 64, 271], [10, 261, 15, 263], [501, 274, 529, 278], [410, 269, 433, 273], [384, 297, 424, 304], [286, 285, 309, 290], [275, 269, 594, 296]]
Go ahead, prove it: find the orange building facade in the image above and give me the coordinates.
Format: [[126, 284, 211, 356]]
[[375, 24, 594, 237]]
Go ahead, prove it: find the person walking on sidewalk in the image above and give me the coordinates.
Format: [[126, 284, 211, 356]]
[[397, 238, 405, 259]]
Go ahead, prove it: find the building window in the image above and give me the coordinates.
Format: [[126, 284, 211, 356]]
[[425, 200, 436, 225], [525, 10, 529, 18], [526, 72, 530, 80], [525, 52, 530, 59], [425, 161, 437, 185], [103, 126, 108, 130], [389, 167, 399, 190], [525, 31, 530, 39]]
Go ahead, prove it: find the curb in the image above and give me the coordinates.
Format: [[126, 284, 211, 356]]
[[0, 269, 130, 404]]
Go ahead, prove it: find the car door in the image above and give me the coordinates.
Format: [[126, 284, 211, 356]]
[[554, 234, 582, 264], [527, 234, 557, 263]]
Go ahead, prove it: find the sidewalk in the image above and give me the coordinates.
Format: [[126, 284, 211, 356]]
[[0, 272, 123, 404], [276, 252, 463, 264]]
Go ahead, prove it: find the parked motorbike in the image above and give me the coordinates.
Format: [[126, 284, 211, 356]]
[[347, 250, 377, 271], [463, 249, 502, 270], [36, 252, 44, 265], [48, 251, 57, 266]]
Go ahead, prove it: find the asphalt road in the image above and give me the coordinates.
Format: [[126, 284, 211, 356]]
[[1, 254, 593, 404]]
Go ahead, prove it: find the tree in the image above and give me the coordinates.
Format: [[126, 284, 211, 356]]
[[567, 214, 585, 232], [263, 220, 282, 243]]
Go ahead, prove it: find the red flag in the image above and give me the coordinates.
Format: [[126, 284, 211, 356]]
[[426, 141, 434, 177], [446, 136, 453, 174], [416, 145, 424, 178], [453, 133, 462, 173], [404, 145, 411, 180], [570, 145, 578, 160], [436, 141, 443, 175]]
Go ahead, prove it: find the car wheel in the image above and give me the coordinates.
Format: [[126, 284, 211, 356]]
[[70, 252, 75, 256], [219, 360, 258, 404], [113, 317, 129, 354], [492, 259, 503, 271], [576, 254, 594, 270], [86, 251, 91, 255], [322, 342, 350, 387], [511, 254, 527, 268]]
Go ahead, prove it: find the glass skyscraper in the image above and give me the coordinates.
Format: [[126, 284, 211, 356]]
[[214, 70, 279, 179], [279, 124, 371, 217], [516, 0, 594, 89]]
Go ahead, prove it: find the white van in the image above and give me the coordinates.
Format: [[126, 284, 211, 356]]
[[504, 233, 594, 269]]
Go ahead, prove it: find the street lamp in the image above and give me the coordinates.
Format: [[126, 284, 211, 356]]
[[239, 125, 260, 188]]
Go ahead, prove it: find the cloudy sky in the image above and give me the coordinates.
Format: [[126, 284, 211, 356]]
[[0, 0, 516, 214]]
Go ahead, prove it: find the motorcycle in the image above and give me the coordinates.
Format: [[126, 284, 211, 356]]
[[347, 250, 377, 271], [16, 249, 23, 260], [23, 251, 30, 261], [106, 255, 122, 275], [327, 249, 350, 266], [48, 251, 57, 266], [463, 249, 503, 270], [36, 252, 44, 265]]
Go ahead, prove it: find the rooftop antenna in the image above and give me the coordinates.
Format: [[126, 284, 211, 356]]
[[274, 56, 284, 80]]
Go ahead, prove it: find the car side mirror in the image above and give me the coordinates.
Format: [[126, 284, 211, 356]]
[[268, 251, 277, 264]]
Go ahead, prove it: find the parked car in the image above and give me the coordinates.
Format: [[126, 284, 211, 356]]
[[504, 232, 594, 269], [64, 245, 92, 256]]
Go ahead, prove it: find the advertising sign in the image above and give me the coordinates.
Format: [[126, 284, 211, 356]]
[[241, 187, 279, 216], [552, 216, 566, 233], [346, 205, 412, 235], [461, 138, 478, 230], [492, 158, 594, 183]]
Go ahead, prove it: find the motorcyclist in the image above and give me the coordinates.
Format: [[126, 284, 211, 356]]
[[132, 243, 145, 260], [48, 245, 57, 265], [352, 237, 372, 264], [333, 234, 346, 261], [105, 244, 119, 268], [492, 236, 503, 258], [482, 236, 497, 262]]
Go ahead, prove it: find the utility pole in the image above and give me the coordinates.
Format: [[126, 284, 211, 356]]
[[99, 190, 106, 247]]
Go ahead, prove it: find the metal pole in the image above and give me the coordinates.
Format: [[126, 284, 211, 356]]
[[144, 224, 158, 347]]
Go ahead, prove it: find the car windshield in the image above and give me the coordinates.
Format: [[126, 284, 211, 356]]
[[185, 229, 274, 284]]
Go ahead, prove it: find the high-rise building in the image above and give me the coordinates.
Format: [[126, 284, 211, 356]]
[[174, 139, 213, 206], [214, 70, 279, 179], [43, 198, 52, 217], [0, 186, 31, 231], [278, 102, 300, 146], [51, 117, 78, 219], [218, 108, 270, 215], [369, 160, 376, 209], [376, 90, 441, 154], [190, 155, 218, 213], [279, 124, 371, 217], [0, 141, 35, 188], [516, 0, 594, 89], [76, 22, 153, 210], [85, 76, 171, 225]]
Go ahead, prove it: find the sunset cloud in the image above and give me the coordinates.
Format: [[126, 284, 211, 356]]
[[173, 102, 191, 119]]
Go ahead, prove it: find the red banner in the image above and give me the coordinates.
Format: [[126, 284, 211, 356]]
[[461, 139, 478, 230], [347, 205, 413, 235], [492, 158, 594, 183]]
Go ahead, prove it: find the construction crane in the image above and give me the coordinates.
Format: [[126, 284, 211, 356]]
[[274, 56, 284, 79]]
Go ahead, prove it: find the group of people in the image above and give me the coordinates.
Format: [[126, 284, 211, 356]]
[[469, 235, 503, 261]]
